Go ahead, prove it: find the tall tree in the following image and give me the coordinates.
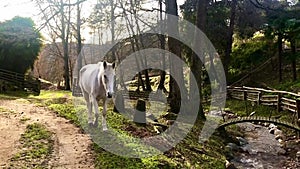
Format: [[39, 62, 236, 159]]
[[61, 0, 71, 90], [257, 0, 299, 82], [34, 0, 86, 90], [157, 0, 167, 93], [166, 0, 186, 113], [190, 0, 208, 119], [224, 0, 237, 79], [0, 17, 42, 74], [76, 0, 83, 80], [284, 16, 300, 81], [110, 0, 117, 61]]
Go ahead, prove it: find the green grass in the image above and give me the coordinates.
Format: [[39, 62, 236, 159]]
[[1, 90, 229, 168], [225, 99, 294, 119], [0, 90, 31, 100], [9, 123, 53, 168], [44, 90, 228, 168]]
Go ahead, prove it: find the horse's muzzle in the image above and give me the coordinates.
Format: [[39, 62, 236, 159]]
[[107, 92, 113, 98]]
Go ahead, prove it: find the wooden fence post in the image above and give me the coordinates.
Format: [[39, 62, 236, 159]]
[[227, 89, 231, 99], [257, 92, 262, 105], [243, 90, 247, 101], [243, 90, 248, 115], [277, 94, 282, 112], [296, 99, 300, 138], [134, 99, 146, 125]]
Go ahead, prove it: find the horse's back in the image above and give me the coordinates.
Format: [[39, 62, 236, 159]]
[[79, 63, 101, 93]]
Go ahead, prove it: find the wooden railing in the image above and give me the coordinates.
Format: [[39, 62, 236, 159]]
[[227, 86, 300, 128], [0, 69, 40, 95]]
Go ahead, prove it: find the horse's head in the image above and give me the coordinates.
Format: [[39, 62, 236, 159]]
[[102, 61, 115, 98]]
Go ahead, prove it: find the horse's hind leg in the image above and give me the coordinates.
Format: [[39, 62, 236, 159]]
[[83, 91, 93, 126]]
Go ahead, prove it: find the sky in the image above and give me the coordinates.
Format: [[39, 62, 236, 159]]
[[0, 0, 186, 42], [0, 0, 95, 22], [0, 0, 38, 21], [0, 0, 186, 22]]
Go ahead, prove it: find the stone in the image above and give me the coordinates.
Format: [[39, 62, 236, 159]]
[[274, 129, 285, 140], [226, 143, 240, 151], [296, 151, 300, 162], [277, 149, 286, 155], [225, 160, 237, 169], [263, 122, 269, 127], [236, 137, 248, 146], [269, 128, 276, 134], [278, 139, 284, 144], [275, 134, 284, 140], [268, 123, 277, 130], [274, 129, 283, 135]]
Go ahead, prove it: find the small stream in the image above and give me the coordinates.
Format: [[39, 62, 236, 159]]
[[230, 122, 288, 168], [208, 110, 300, 168]]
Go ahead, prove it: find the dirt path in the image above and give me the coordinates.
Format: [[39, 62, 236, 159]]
[[0, 98, 95, 168]]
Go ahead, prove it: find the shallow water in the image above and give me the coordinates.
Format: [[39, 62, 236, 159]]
[[231, 123, 288, 169]]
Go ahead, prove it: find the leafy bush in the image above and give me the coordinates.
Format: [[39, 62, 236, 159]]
[[230, 34, 275, 75]]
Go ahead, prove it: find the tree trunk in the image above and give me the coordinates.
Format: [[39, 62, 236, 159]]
[[291, 39, 297, 81], [131, 0, 152, 92], [76, 0, 82, 84], [278, 33, 283, 82], [110, 0, 116, 62], [61, 0, 71, 90], [224, 0, 237, 79], [190, 0, 207, 120], [166, 0, 186, 113], [121, 6, 145, 91], [157, 0, 167, 93]]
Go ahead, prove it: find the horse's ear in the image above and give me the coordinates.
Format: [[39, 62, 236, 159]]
[[103, 61, 107, 69], [112, 62, 115, 69]]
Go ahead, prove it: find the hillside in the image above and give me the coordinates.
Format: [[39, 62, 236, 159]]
[[230, 53, 300, 93]]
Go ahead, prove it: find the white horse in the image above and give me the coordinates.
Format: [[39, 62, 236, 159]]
[[79, 61, 115, 131]]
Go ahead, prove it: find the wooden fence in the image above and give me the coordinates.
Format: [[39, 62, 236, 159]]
[[0, 69, 40, 95], [227, 86, 300, 128]]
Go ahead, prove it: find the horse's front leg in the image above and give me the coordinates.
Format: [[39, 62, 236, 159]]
[[90, 94, 100, 127], [102, 98, 108, 131]]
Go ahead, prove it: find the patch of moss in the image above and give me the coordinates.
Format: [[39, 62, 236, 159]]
[[48, 103, 79, 126], [9, 123, 53, 168]]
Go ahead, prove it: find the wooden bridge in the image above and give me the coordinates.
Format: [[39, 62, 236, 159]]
[[219, 116, 300, 131], [0, 69, 40, 95]]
